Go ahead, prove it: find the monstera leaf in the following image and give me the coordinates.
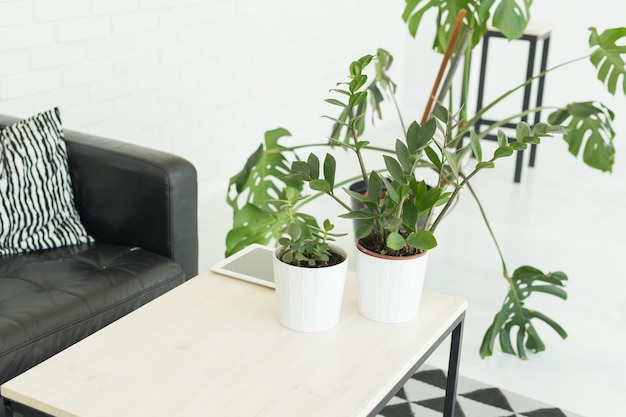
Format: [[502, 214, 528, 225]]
[[402, 0, 530, 53], [480, 266, 568, 360], [225, 128, 305, 256], [548, 102, 615, 172], [492, 0, 532, 40], [589, 26, 626, 96]]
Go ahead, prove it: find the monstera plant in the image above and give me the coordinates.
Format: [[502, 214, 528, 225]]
[[226, 3, 625, 359]]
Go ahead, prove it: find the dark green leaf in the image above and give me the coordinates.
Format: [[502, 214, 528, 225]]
[[367, 171, 383, 204], [497, 130, 509, 147], [291, 160, 310, 179], [349, 74, 367, 93], [406, 120, 420, 153], [416, 118, 436, 150], [476, 161, 495, 170], [442, 149, 459, 180], [494, 146, 514, 159], [307, 153, 319, 179], [432, 104, 448, 123], [309, 179, 331, 193], [396, 139, 412, 171], [339, 209, 378, 220], [510, 141, 527, 151], [349, 91, 368, 107], [325, 98, 347, 108], [323, 154, 336, 190], [548, 101, 615, 172], [492, 0, 531, 40], [469, 129, 482, 162], [516, 122, 532, 141], [406, 230, 437, 250], [424, 146, 442, 171], [384, 155, 405, 183], [386, 231, 406, 250], [480, 264, 569, 360], [588, 27, 626, 96]]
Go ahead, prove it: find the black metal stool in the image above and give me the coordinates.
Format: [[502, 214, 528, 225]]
[[471, 26, 551, 182]]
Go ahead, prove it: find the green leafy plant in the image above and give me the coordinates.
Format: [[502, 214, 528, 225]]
[[225, 6, 625, 359], [269, 186, 346, 268]]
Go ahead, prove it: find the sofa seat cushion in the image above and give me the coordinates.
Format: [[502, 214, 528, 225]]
[[0, 243, 185, 384]]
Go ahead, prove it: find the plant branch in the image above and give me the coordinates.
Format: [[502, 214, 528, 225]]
[[457, 55, 590, 139], [465, 182, 509, 278]]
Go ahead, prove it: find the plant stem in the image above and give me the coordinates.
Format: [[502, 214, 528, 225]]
[[348, 107, 370, 186], [456, 55, 589, 140], [465, 182, 509, 278], [387, 83, 407, 138], [429, 157, 487, 233]]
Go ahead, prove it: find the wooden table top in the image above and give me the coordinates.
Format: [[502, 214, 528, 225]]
[[2, 270, 467, 417]]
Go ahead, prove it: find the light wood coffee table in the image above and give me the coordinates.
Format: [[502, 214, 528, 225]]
[[2, 270, 467, 417]]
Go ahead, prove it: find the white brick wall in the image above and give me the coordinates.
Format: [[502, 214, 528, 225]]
[[0, 0, 624, 262], [0, 0, 413, 195]]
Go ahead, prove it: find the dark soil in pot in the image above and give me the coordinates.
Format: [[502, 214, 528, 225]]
[[358, 236, 424, 257]]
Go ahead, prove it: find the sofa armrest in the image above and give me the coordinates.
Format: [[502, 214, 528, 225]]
[[63, 129, 199, 278]]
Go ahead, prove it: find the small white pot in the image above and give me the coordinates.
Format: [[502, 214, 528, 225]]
[[355, 242, 429, 323], [273, 246, 348, 332]]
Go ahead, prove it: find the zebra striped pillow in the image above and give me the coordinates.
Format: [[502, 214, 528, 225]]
[[0, 108, 93, 256]]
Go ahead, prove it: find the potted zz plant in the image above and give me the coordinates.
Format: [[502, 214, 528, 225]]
[[270, 186, 348, 333], [287, 54, 567, 324]]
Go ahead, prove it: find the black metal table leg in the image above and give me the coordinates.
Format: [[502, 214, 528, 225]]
[[3, 397, 14, 417], [443, 317, 464, 417]]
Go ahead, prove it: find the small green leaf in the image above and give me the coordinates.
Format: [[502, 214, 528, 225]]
[[384, 155, 405, 183], [349, 74, 367, 93], [355, 140, 370, 151], [307, 153, 319, 179], [469, 129, 482, 162], [510, 141, 528, 151], [339, 210, 378, 220], [432, 104, 448, 123], [309, 179, 331, 193], [358, 54, 373, 67], [323, 154, 336, 190], [424, 146, 442, 171], [349, 61, 362, 77], [516, 122, 532, 141], [367, 172, 383, 204], [291, 160, 310, 178], [476, 161, 495, 170], [442, 149, 459, 180], [406, 230, 437, 250], [386, 232, 406, 250], [325, 98, 347, 108], [349, 91, 368, 107], [494, 146, 514, 159], [497, 130, 509, 147], [395, 139, 412, 171]]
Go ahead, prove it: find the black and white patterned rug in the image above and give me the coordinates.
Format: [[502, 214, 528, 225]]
[[378, 366, 583, 417]]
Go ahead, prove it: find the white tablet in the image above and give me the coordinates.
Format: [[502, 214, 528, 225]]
[[210, 244, 276, 288]]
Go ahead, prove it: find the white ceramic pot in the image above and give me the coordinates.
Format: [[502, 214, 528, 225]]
[[355, 242, 429, 323], [273, 246, 348, 332]]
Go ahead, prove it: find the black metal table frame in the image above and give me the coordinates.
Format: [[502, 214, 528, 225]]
[[367, 311, 465, 417]]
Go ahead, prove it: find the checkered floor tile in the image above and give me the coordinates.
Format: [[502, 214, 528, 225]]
[[377, 367, 584, 417]]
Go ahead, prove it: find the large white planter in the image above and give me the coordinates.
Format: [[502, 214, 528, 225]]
[[355, 242, 429, 323], [273, 246, 348, 332]]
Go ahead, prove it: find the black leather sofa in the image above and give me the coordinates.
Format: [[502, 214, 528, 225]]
[[0, 114, 198, 392]]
